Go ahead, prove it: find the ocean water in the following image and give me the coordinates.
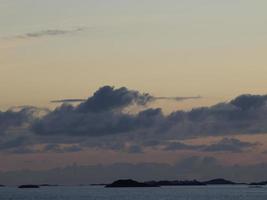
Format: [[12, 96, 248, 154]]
[[0, 185, 267, 200]]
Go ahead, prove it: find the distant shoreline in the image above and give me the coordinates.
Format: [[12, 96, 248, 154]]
[[1, 178, 267, 188], [104, 178, 267, 188]]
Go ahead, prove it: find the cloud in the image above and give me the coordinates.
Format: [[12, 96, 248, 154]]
[[5, 143, 83, 154], [162, 138, 259, 153], [76, 86, 153, 112], [0, 137, 28, 151], [32, 86, 162, 137], [8, 146, 38, 154], [50, 99, 87, 103], [163, 141, 200, 151], [125, 145, 144, 154], [164, 94, 267, 138], [230, 94, 267, 110], [32, 106, 163, 137], [0, 106, 43, 135], [50, 95, 201, 104], [201, 138, 260, 153], [41, 144, 83, 153], [0, 86, 267, 154], [4, 27, 86, 40], [154, 95, 202, 101], [34, 90, 267, 139], [5, 136, 256, 154]]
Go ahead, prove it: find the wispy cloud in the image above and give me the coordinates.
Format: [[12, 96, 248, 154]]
[[50, 99, 87, 103], [50, 95, 201, 104], [163, 138, 260, 153], [154, 95, 202, 101], [4, 27, 86, 40]]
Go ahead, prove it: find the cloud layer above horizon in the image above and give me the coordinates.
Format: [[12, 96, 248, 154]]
[[0, 86, 267, 155]]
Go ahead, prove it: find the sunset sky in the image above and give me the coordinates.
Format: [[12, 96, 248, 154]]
[[1, 0, 267, 184]]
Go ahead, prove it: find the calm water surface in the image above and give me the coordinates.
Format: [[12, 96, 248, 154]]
[[0, 185, 266, 200]]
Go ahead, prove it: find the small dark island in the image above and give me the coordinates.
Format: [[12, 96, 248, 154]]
[[39, 184, 59, 187], [18, 185, 40, 189], [145, 180, 205, 186], [203, 178, 236, 185], [106, 179, 159, 188], [0, 185, 5, 187], [249, 181, 267, 186]]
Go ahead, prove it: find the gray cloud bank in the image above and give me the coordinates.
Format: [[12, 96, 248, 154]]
[[1, 156, 267, 185], [1, 86, 267, 154]]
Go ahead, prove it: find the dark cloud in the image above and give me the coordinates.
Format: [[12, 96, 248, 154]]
[[0, 86, 267, 154], [32, 86, 162, 136], [0, 137, 28, 151], [32, 106, 163, 137], [76, 86, 153, 112], [230, 94, 267, 110], [0, 106, 42, 135], [164, 94, 267, 138]]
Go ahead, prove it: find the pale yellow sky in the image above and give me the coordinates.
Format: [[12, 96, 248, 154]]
[[0, 0, 267, 110]]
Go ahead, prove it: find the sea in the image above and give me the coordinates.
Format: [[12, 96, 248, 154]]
[[0, 185, 267, 200]]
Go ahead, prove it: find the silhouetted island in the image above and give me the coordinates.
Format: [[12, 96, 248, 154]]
[[0, 185, 5, 187], [249, 181, 267, 186], [203, 178, 236, 185], [105, 178, 242, 188], [106, 179, 159, 187], [145, 180, 205, 186], [18, 185, 40, 189]]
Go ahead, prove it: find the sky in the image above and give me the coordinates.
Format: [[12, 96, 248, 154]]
[[1, 0, 267, 184]]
